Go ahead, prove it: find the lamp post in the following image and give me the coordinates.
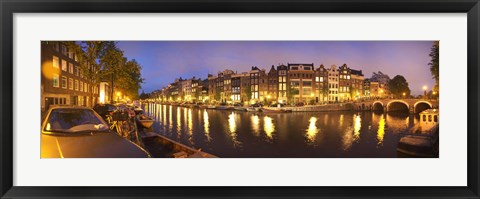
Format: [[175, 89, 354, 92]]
[[116, 92, 121, 102], [402, 92, 406, 99], [423, 85, 428, 99]]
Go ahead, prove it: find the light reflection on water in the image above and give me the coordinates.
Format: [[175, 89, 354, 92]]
[[176, 107, 181, 137], [263, 116, 275, 140], [203, 110, 211, 142], [353, 114, 361, 142], [377, 114, 386, 146], [167, 106, 172, 130], [251, 115, 260, 136], [339, 114, 344, 127], [306, 117, 319, 143], [228, 112, 241, 148], [144, 103, 418, 158], [188, 109, 193, 134]]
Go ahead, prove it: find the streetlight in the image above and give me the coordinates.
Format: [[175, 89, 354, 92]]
[[423, 85, 428, 99], [402, 92, 406, 98], [116, 92, 121, 102]]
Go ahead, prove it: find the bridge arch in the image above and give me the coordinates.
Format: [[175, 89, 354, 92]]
[[414, 101, 433, 113], [372, 101, 384, 112], [386, 100, 410, 113]]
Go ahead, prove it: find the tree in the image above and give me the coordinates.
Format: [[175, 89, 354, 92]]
[[429, 41, 439, 92], [242, 84, 251, 102], [349, 86, 356, 101], [65, 41, 106, 106], [67, 41, 144, 103], [215, 87, 221, 102], [288, 87, 299, 104], [99, 42, 127, 102], [387, 75, 411, 98], [115, 59, 144, 99], [139, 90, 150, 100]]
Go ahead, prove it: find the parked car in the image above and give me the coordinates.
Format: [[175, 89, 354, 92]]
[[295, 102, 305, 107], [251, 103, 263, 108], [269, 103, 285, 107], [233, 102, 244, 107], [41, 106, 151, 158]]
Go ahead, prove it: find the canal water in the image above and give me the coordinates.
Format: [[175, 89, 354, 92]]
[[142, 103, 418, 158]]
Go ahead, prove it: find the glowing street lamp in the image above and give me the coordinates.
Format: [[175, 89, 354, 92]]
[[423, 85, 428, 99], [116, 92, 121, 101], [402, 92, 406, 98]]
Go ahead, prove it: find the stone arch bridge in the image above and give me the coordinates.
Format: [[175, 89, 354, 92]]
[[352, 99, 439, 113]]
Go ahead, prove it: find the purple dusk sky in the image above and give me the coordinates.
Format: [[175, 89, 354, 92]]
[[117, 41, 436, 95]]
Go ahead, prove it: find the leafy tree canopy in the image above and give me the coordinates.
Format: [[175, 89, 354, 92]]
[[387, 75, 411, 98]]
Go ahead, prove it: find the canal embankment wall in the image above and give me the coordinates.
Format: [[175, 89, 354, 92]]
[[287, 103, 355, 112]]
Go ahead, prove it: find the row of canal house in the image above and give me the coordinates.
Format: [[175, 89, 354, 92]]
[[160, 63, 388, 105], [41, 41, 113, 113]]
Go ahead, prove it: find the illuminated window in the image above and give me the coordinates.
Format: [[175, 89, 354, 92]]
[[61, 76, 67, 89], [52, 56, 59, 68], [79, 82, 83, 92], [75, 80, 79, 91], [69, 63, 74, 74], [69, 78, 73, 90], [75, 65, 79, 76], [61, 60, 68, 72], [52, 74, 59, 88]]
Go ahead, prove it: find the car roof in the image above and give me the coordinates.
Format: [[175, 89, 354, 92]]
[[49, 105, 92, 110]]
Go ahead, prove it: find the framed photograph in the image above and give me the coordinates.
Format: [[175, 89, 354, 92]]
[[1, 0, 479, 198]]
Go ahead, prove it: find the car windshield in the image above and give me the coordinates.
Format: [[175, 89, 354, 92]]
[[44, 108, 108, 133]]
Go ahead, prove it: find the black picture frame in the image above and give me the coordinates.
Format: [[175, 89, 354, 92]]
[[1, 0, 479, 198]]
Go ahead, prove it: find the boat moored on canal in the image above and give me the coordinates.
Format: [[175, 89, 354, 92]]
[[136, 114, 154, 129], [216, 106, 232, 110], [246, 107, 261, 112], [206, 105, 217, 109], [397, 109, 439, 157], [141, 131, 217, 158], [260, 107, 292, 113]]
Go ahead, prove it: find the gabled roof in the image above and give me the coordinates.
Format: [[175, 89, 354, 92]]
[[276, 64, 288, 70], [350, 69, 364, 76], [268, 65, 277, 74]]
